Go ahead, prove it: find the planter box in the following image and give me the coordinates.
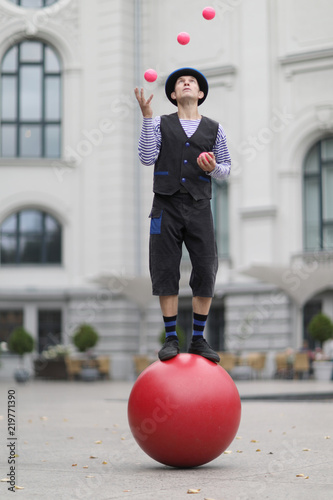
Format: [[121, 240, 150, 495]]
[[312, 361, 333, 381], [34, 358, 68, 380]]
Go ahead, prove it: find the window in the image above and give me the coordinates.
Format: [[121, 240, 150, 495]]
[[303, 137, 333, 250], [7, 1, 58, 7], [0, 209, 62, 264], [0, 310, 23, 342], [212, 180, 229, 258], [1, 40, 61, 158]]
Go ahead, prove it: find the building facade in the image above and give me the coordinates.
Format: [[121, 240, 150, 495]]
[[0, 0, 333, 379]]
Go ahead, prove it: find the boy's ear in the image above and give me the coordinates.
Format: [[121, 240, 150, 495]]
[[171, 91, 176, 100], [198, 90, 204, 100]]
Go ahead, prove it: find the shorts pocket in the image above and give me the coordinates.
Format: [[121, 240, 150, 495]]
[[193, 199, 210, 210], [149, 208, 163, 235]]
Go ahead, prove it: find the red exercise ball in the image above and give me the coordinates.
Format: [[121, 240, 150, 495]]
[[127, 353, 241, 468]]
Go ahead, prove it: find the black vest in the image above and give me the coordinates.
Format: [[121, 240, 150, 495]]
[[153, 113, 219, 201]]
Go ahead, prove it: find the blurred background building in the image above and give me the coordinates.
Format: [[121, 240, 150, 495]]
[[0, 0, 333, 379]]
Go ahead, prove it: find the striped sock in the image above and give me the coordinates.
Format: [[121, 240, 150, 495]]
[[192, 312, 208, 341], [163, 315, 177, 339]]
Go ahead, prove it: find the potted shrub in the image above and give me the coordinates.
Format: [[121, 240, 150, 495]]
[[8, 327, 34, 383], [308, 313, 333, 381], [72, 324, 100, 381]]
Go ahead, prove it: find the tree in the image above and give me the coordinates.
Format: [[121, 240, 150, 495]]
[[72, 324, 99, 353], [308, 313, 333, 347], [8, 327, 34, 366]]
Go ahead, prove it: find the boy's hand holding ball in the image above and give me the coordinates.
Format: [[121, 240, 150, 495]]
[[197, 152, 216, 172]]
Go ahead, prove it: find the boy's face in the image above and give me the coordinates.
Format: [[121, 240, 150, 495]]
[[171, 75, 204, 104]]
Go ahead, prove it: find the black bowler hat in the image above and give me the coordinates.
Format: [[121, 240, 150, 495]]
[[165, 67, 208, 106]]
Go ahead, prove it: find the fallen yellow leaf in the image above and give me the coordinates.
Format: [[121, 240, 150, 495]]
[[302, 448, 311, 451], [72, 464, 77, 467], [187, 489, 201, 494], [15, 486, 24, 490], [296, 474, 305, 477], [236, 450, 243, 453], [95, 440, 102, 444], [325, 436, 331, 439], [223, 450, 232, 454], [89, 456, 98, 459], [256, 449, 261, 452], [1, 478, 10, 482], [83, 466, 88, 469], [236, 436, 242, 440], [102, 461, 108, 465], [250, 439, 259, 443], [40, 416, 48, 421], [85, 475, 95, 478]]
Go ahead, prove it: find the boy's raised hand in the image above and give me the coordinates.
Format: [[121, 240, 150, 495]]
[[134, 87, 154, 118]]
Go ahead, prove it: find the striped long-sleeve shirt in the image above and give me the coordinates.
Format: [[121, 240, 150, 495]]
[[138, 116, 231, 180]]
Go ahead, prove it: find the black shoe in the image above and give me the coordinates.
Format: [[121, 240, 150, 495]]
[[188, 338, 220, 363], [158, 337, 179, 361]]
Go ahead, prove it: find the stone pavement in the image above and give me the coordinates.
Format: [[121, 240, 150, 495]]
[[0, 376, 332, 500]]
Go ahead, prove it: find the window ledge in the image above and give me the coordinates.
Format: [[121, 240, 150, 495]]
[[239, 205, 277, 219], [0, 158, 75, 168], [291, 251, 333, 267], [0, 264, 64, 269]]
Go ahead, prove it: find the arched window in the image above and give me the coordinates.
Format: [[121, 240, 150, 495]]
[[0, 209, 62, 264], [1, 40, 61, 158], [303, 137, 333, 251], [7, 1, 58, 7], [212, 180, 229, 258]]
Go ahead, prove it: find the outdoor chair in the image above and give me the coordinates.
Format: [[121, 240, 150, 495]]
[[97, 356, 111, 379], [133, 355, 153, 376], [275, 352, 292, 379], [247, 352, 267, 379], [218, 352, 238, 373], [293, 352, 310, 379], [65, 357, 82, 380]]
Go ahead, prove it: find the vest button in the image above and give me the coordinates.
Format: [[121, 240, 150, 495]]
[[182, 177, 186, 182], [185, 142, 190, 147], [184, 160, 188, 164]]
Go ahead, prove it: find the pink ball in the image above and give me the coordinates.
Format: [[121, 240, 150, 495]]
[[128, 354, 241, 468], [202, 6, 216, 20], [144, 69, 158, 83], [177, 32, 190, 45]]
